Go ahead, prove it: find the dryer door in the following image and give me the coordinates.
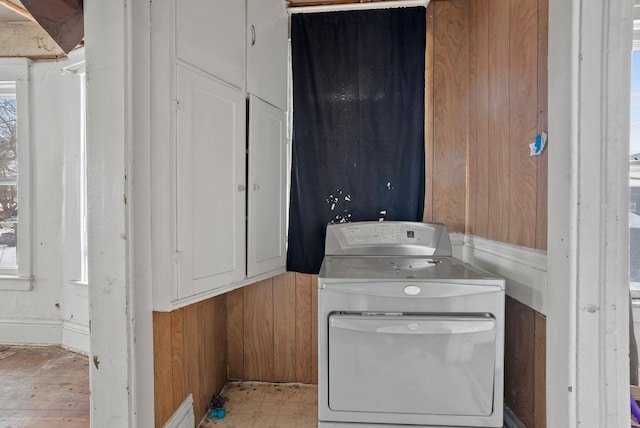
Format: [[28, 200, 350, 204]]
[[328, 313, 497, 416]]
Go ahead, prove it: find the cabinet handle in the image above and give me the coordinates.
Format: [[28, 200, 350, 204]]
[[253, 183, 260, 191], [251, 25, 256, 46], [238, 184, 246, 192]]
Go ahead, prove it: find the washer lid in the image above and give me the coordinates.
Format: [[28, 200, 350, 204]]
[[324, 221, 451, 257], [319, 255, 504, 283]]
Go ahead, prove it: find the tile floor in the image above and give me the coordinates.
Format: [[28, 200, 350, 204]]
[[198, 381, 317, 428]]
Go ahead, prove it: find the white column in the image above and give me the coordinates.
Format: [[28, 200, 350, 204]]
[[84, 0, 153, 425], [547, 0, 632, 426]]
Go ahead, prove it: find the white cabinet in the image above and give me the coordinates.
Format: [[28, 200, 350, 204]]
[[151, 0, 288, 310], [247, 95, 287, 277], [247, 0, 288, 110], [176, 0, 245, 89], [176, 65, 247, 299]]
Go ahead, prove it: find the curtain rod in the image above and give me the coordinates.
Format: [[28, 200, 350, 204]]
[[287, 0, 430, 14]]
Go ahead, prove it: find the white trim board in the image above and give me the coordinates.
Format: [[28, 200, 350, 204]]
[[287, 0, 429, 14], [61, 319, 90, 355], [0, 318, 62, 345], [164, 394, 194, 428], [458, 234, 548, 316]]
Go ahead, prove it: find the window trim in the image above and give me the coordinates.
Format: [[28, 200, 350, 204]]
[[0, 58, 33, 290], [62, 49, 88, 285]]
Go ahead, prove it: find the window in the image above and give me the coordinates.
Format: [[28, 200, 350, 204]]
[[0, 58, 32, 290], [0, 82, 18, 269]]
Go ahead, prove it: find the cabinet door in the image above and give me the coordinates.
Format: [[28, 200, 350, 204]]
[[176, 0, 245, 89], [176, 65, 247, 298], [247, 95, 287, 277], [247, 0, 288, 110]]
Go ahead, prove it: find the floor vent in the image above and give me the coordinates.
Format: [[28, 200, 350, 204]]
[[503, 406, 526, 428]]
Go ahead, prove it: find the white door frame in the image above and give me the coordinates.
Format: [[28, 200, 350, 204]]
[[84, 0, 154, 426], [547, 0, 632, 426]]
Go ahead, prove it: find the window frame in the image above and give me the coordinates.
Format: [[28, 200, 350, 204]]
[[0, 58, 32, 290]]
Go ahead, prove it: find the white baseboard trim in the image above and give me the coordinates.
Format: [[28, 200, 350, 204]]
[[461, 234, 548, 315], [164, 394, 195, 428], [0, 318, 62, 345], [61, 319, 90, 355]]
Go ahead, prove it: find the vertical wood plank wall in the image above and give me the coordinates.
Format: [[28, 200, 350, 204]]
[[465, 0, 548, 250], [427, 0, 468, 233], [505, 296, 547, 427], [227, 272, 318, 384], [153, 296, 227, 427]]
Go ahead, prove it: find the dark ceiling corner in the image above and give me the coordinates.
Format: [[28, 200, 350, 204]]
[[21, 0, 83, 54]]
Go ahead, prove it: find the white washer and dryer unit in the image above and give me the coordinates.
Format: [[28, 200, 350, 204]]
[[318, 221, 505, 428]]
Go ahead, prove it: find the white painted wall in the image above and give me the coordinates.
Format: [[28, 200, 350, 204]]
[[0, 53, 89, 353]]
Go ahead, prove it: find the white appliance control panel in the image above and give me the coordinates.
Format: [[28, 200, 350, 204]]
[[324, 221, 451, 257]]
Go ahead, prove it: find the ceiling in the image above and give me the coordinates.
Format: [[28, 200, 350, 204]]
[[0, 1, 28, 22], [0, 0, 83, 59]]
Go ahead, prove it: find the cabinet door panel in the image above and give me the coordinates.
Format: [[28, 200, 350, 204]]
[[176, 0, 245, 88], [247, 0, 288, 110], [177, 65, 246, 297], [247, 95, 287, 277]]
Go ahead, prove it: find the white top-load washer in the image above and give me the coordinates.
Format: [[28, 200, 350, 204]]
[[318, 221, 505, 427]]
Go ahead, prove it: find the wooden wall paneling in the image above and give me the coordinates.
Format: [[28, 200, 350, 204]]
[[474, 0, 490, 238], [507, 0, 538, 248], [311, 274, 319, 384], [466, 0, 477, 235], [243, 279, 275, 381], [153, 311, 174, 428], [273, 272, 297, 381], [504, 296, 535, 427], [533, 311, 547, 427], [423, 2, 435, 223], [487, 0, 510, 242], [295, 273, 313, 383], [182, 303, 205, 420], [153, 296, 230, 427], [198, 298, 217, 419], [170, 309, 186, 411], [226, 288, 244, 379], [535, 0, 549, 251], [431, 0, 468, 233], [212, 295, 228, 395]]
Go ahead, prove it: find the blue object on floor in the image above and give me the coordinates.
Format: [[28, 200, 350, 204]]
[[210, 408, 225, 419]]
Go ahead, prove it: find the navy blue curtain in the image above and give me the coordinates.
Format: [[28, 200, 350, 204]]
[[287, 7, 426, 274]]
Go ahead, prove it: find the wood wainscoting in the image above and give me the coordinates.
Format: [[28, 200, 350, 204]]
[[505, 296, 547, 427], [227, 272, 318, 384], [153, 296, 228, 428], [153, 272, 317, 427]]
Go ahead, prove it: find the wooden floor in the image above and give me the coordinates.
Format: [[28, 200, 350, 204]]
[[0, 345, 90, 428]]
